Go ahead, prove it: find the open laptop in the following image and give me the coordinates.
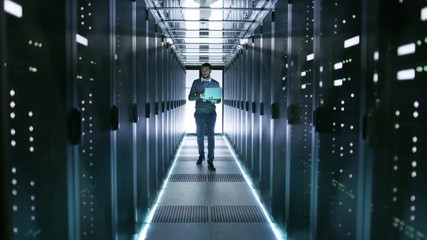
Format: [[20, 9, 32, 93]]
[[204, 87, 222, 100]]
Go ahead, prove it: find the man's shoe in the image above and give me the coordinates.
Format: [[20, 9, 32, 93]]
[[196, 156, 205, 165], [208, 163, 216, 171]]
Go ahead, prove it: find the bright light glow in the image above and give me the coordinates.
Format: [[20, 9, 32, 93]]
[[373, 73, 378, 83], [181, 53, 228, 56], [137, 136, 186, 240], [181, 0, 225, 64], [306, 53, 314, 61], [301, 84, 307, 89], [397, 43, 415, 56], [301, 71, 306, 77], [76, 34, 88, 46], [240, 38, 248, 45], [334, 62, 343, 70], [421, 6, 427, 21], [224, 137, 286, 240], [4, 0, 22, 18], [184, 38, 226, 44], [344, 36, 360, 48], [374, 51, 379, 61], [185, 57, 224, 60], [397, 69, 415, 81], [334, 79, 343, 86]]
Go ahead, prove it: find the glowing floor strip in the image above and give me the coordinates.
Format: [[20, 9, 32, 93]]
[[136, 135, 187, 240], [137, 135, 286, 240], [223, 137, 287, 240]]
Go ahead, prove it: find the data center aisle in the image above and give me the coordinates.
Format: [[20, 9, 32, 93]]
[[143, 135, 278, 240]]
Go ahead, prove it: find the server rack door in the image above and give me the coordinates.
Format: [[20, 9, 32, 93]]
[[243, 47, 250, 168], [165, 47, 172, 162], [135, 0, 149, 228], [171, 58, 176, 150], [287, 0, 315, 238], [316, 0, 369, 239], [233, 58, 239, 154], [175, 63, 182, 144], [155, 28, 163, 188], [114, 0, 136, 238], [234, 63, 238, 148], [371, 1, 427, 239], [168, 55, 173, 157], [74, 0, 116, 238], [238, 53, 244, 160], [231, 62, 237, 148], [227, 63, 233, 145], [234, 62, 238, 146], [246, 42, 254, 173], [179, 65, 185, 143], [227, 66, 232, 141], [179, 67, 186, 139], [3, 0, 69, 239], [248, 37, 256, 176], [224, 66, 230, 139], [147, 12, 157, 204], [1, 4, 11, 240], [164, 41, 170, 175], [171, 58, 176, 152], [166, 44, 172, 173], [235, 62, 239, 149], [252, 28, 262, 187], [260, 11, 273, 209], [271, 1, 289, 229]]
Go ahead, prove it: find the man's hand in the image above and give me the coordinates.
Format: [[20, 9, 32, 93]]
[[208, 97, 218, 104]]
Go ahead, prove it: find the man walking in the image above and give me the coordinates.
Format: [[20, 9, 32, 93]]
[[188, 63, 221, 171]]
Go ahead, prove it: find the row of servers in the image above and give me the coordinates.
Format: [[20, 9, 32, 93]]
[[1, 0, 187, 239], [1, 0, 427, 240], [223, 0, 426, 239]]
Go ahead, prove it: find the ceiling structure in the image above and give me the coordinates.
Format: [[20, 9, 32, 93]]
[[145, 0, 277, 67]]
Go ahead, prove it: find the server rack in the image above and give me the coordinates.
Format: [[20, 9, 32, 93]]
[[223, 0, 427, 239], [1, 0, 186, 239]]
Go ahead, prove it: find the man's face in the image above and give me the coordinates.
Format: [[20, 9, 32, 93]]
[[201, 66, 211, 79]]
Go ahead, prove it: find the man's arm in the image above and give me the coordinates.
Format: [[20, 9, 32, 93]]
[[188, 81, 203, 101]]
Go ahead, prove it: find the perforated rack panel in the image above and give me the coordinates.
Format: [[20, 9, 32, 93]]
[[286, 1, 316, 239], [3, 0, 69, 239], [1, 0, 186, 239], [371, 1, 427, 239]]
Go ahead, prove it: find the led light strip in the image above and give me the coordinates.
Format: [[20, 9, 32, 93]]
[[223, 136, 287, 240], [137, 135, 286, 240], [137, 135, 187, 240]]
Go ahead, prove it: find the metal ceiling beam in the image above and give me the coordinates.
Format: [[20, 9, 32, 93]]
[[177, 48, 234, 53], [169, 29, 247, 33], [175, 47, 236, 50], [180, 53, 231, 56], [184, 62, 228, 64], [170, 36, 240, 39], [161, 19, 255, 23], [173, 43, 238, 45], [145, 0, 277, 67], [147, 7, 268, 11]]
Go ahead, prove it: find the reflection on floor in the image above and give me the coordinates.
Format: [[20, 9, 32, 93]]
[[140, 135, 283, 240]]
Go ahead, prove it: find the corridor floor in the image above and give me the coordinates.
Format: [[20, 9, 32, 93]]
[[140, 135, 282, 240]]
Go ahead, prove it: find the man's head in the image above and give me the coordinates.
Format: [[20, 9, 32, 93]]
[[200, 63, 212, 79]]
